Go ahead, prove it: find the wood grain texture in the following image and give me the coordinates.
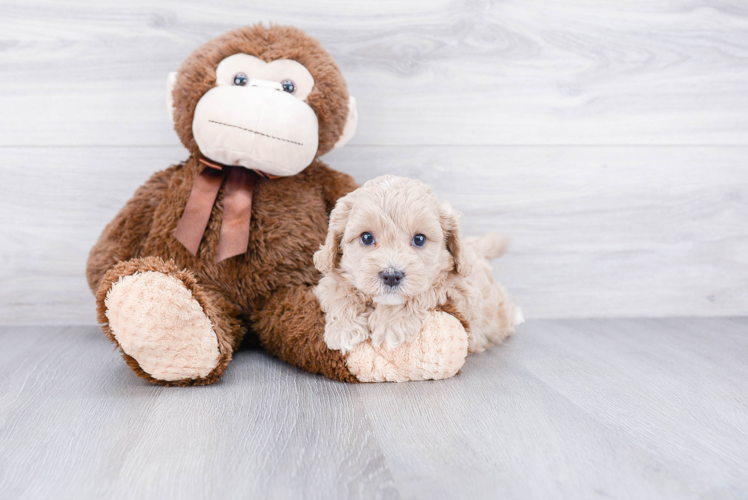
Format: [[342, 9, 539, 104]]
[[1, 318, 746, 499], [1, 1, 746, 321], [1, 146, 746, 324], [354, 316, 748, 499], [0, 0, 747, 146]]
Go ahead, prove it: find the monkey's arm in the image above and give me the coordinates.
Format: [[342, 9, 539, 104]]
[[252, 284, 469, 383], [86, 167, 174, 293], [250, 284, 359, 382]]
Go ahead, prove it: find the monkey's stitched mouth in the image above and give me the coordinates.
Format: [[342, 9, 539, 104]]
[[208, 120, 304, 146]]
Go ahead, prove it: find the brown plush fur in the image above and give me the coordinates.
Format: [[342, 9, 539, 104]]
[[87, 24, 359, 385]]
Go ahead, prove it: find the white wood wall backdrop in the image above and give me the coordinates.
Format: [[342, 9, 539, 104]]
[[1, 0, 747, 324]]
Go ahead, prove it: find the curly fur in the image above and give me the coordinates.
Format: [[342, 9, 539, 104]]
[[314, 176, 518, 354]]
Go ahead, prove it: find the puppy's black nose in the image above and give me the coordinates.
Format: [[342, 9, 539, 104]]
[[380, 270, 404, 287]]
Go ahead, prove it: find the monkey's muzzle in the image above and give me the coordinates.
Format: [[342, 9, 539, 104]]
[[192, 85, 319, 177]]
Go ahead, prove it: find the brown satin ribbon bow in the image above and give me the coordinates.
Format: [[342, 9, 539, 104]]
[[174, 158, 276, 263]]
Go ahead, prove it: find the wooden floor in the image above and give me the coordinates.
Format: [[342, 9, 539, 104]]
[[1, 318, 746, 500]]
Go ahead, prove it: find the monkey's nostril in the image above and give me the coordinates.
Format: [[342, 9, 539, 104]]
[[380, 270, 404, 287]]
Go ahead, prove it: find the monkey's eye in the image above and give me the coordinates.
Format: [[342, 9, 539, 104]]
[[281, 79, 296, 94], [360, 232, 375, 246], [233, 73, 248, 86], [412, 234, 427, 247]]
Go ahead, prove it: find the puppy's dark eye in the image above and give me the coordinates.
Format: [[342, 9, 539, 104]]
[[360, 232, 375, 246], [412, 234, 427, 247], [233, 73, 248, 86]]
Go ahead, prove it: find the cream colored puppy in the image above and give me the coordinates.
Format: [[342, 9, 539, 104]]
[[314, 175, 520, 354]]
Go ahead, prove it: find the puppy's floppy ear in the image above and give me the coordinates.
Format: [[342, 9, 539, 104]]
[[314, 191, 357, 274], [439, 203, 470, 276]]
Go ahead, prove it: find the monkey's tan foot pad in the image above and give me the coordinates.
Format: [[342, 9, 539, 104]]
[[104, 271, 220, 382], [346, 311, 468, 382]]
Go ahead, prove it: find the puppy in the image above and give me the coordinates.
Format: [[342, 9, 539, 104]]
[[314, 175, 520, 354]]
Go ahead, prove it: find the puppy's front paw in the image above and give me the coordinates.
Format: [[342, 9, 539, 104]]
[[347, 311, 469, 382], [324, 317, 369, 354]]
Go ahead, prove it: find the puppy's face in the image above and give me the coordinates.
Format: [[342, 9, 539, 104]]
[[336, 177, 455, 305]]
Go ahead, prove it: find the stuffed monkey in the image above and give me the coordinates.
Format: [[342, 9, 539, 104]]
[[87, 24, 469, 386]]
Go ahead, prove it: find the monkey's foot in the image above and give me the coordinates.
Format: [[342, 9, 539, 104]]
[[346, 311, 468, 382], [101, 266, 222, 384]]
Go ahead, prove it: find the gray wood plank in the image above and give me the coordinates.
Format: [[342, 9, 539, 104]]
[[1, 1, 747, 146], [2, 145, 746, 324], [353, 317, 748, 500], [1, 318, 747, 499], [0, 326, 397, 500]]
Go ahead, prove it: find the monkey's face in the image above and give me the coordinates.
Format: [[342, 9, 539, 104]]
[[192, 54, 320, 176], [169, 25, 357, 177]]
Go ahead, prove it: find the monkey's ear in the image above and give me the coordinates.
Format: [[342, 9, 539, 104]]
[[333, 96, 358, 149], [166, 72, 177, 121], [314, 191, 357, 274]]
